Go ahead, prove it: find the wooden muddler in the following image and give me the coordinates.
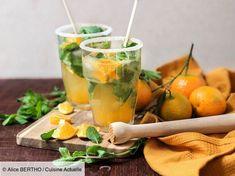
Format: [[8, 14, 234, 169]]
[[109, 113, 235, 144]]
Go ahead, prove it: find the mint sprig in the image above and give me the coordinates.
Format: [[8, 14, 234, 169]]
[[53, 138, 146, 165], [0, 87, 66, 126]]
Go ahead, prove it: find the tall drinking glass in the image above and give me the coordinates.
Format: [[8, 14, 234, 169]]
[[55, 24, 112, 109], [80, 36, 143, 127]]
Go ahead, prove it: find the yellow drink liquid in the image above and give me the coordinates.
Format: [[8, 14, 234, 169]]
[[91, 84, 135, 127], [61, 63, 89, 105]]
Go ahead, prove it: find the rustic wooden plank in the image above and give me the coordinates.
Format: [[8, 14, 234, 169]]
[[16, 109, 136, 153]]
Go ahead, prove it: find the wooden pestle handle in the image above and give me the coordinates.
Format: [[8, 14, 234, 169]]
[[129, 113, 235, 138]]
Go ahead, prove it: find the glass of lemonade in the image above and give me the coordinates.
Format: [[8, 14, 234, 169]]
[[55, 24, 112, 108], [80, 36, 143, 127]]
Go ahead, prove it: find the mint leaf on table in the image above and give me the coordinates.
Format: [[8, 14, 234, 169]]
[[2, 114, 17, 126], [54, 138, 146, 165], [16, 90, 51, 120], [0, 87, 66, 126], [49, 87, 66, 107], [1, 114, 28, 126], [86, 126, 103, 144], [15, 115, 28, 125], [86, 145, 112, 158], [139, 69, 161, 82], [0, 114, 8, 121], [59, 147, 72, 158], [40, 128, 56, 141]]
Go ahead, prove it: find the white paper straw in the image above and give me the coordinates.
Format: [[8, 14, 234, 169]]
[[62, 0, 78, 34], [123, 0, 138, 47]]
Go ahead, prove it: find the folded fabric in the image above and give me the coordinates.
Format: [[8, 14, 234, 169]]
[[144, 130, 235, 176]]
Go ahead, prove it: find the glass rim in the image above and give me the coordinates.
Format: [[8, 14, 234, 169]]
[[80, 36, 143, 53], [55, 23, 112, 38]]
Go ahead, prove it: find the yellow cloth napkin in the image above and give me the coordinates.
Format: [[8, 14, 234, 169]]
[[144, 130, 235, 176]]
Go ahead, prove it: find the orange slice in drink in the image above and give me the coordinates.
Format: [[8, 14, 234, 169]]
[[60, 37, 82, 49], [92, 59, 120, 83]]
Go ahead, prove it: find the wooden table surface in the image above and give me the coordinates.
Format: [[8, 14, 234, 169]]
[[0, 79, 158, 176]]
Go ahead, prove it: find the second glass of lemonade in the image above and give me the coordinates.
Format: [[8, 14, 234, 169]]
[[80, 36, 143, 127], [55, 24, 112, 108]]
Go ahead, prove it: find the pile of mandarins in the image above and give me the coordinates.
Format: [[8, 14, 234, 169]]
[[136, 55, 235, 121]]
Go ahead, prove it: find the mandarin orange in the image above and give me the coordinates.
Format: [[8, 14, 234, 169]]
[[171, 75, 206, 98], [189, 86, 226, 117]]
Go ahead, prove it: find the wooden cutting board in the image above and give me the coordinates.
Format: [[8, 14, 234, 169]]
[[16, 109, 137, 153]]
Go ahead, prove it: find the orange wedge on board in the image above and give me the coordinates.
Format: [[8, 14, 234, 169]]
[[49, 114, 72, 125], [52, 120, 77, 140], [58, 101, 74, 115], [76, 123, 100, 138]]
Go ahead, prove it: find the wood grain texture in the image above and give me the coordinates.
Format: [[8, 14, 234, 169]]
[[0, 79, 158, 176], [16, 109, 136, 153]]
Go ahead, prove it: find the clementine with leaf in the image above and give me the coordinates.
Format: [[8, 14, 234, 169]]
[[171, 75, 206, 98]]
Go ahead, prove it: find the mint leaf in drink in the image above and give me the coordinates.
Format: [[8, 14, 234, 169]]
[[126, 41, 137, 48], [89, 41, 111, 49], [112, 81, 133, 102], [70, 52, 83, 77], [139, 69, 161, 82], [59, 42, 84, 77], [112, 61, 140, 102], [40, 128, 56, 141], [117, 65, 135, 82], [116, 52, 128, 61], [122, 41, 137, 48], [88, 82, 97, 98], [86, 126, 103, 144], [96, 52, 104, 59], [79, 26, 103, 34]]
